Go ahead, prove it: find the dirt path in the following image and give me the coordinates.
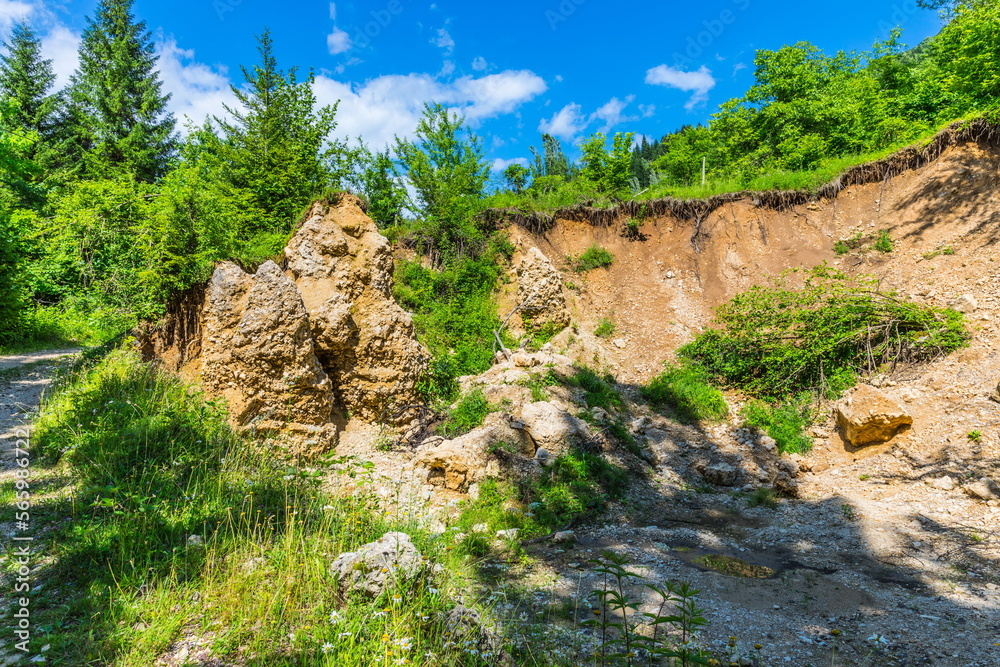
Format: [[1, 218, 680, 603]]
[[0, 349, 80, 447]]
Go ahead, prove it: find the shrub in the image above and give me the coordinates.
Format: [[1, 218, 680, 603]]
[[562, 365, 623, 411], [594, 316, 616, 338], [437, 388, 492, 437], [572, 245, 614, 272], [681, 264, 969, 398], [641, 363, 729, 423], [874, 229, 894, 253], [741, 395, 815, 454]]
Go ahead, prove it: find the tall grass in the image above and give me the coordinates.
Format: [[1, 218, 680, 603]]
[[641, 363, 729, 423], [15, 350, 494, 666]]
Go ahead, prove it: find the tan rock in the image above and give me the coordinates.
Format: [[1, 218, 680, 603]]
[[516, 247, 570, 331], [834, 384, 912, 446], [517, 401, 586, 456], [201, 261, 336, 454], [286, 196, 429, 423]]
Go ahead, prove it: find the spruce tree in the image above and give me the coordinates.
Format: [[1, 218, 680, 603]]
[[0, 21, 59, 166], [214, 30, 338, 230], [70, 0, 176, 181]]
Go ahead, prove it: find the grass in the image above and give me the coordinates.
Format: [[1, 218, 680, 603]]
[[594, 316, 616, 338], [571, 245, 614, 273], [873, 229, 894, 253], [437, 388, 493, 437], [560, 365, 623, 411], [0, 302, 132, 355], [640, 363, 729, 423], [694, 554, 775, 579], [11, 349, 500, 666], [740, 396, 815, 454]]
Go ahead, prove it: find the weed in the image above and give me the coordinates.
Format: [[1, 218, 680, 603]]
[[594, 316, 616, 338], [436, 388, 492, 437], [859, 473, 871, 481], [747, 487, 778, 509], [968, 430, 983, 442], [694, 554, 775, 579], [873, 229, 894, 253], [741, 395, 815, 454], [572, 245, 614, 273], [561, 365, 623, 411], [623, 217, 643, 240], [833, 239, 851, 255], [923, 245, 955, 260], [641, 362, 728, 423], [841, 503, 857, 520]]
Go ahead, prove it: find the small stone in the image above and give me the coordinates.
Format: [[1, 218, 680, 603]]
[[467, 483, 481, 501], [928, 475, 956, 491], [496, 528, 520, 540], [612, 338, 626, 349], [949, 293, 978, 313], [965, 478, 1000, 501], [187, 534, 204, 547], [553, 530, 576, 544], [471, 523, 489, 534]]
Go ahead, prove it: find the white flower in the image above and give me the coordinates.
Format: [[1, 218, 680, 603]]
[[338, 632, 352, 638], [329, 610, 342, 623], [321, 642, 333, 653], [867, 634, 889, 646], [428, 587, 439, 595]]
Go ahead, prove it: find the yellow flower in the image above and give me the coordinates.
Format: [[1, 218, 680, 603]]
[[830, 629, 842, 637]]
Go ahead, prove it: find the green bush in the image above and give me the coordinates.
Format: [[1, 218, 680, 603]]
[[437, 388, 492, 437], [873, 229, 894, 253], [594, 316, 616, 338], [641, 363, 729, 423], [572, 245, 614, 272], [562, 365, 623, 411], [681, 264, 969, 398], [741, 395, 815, 454]]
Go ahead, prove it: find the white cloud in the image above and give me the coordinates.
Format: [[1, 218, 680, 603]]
[[313, 69, 546, 148], [432, 28, 454, 55], [491, 157, 528, 172], [538, 102, 588, 140], [645, 64, 716, 110], [39, 24, 78, 90], [327, 27, 351, 55], [438, 59, 455, 77], [733, 62, 747, 75], [593, 95, 637, 132], [156, 38, 236, 127], [471, 56, 487, 71], [329, 2, 337, 20], [0, 1, 34, 32]]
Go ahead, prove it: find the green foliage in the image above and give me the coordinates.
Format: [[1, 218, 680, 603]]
[[561, 365, 623, 411], [395, 103, 489, 259], [572, 244, 615, 272], [833, 239, 852, 255], [968, 429, 983, 442], [934, 1, 1000, 103], [741, 395, 815, 454], [641, 363, 729, 423], [747, 487, 779, 508], [681, 264, 969, 398], [213, 30, 340, 232], [874, 229, 894, 253], [0, 21, 60, 171], [393, 244, 509, 402], [594, 316, 616, 338], [68, 0, 176, 181], [529, 132, 574, 179], [352, 146, 406, 227], [501, 162, 531, 193], [531, 450, 628, 527], [437, 388, 492, 437], [580, 131, 635, 195]]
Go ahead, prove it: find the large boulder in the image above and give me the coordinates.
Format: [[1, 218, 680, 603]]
[[201, 261, 335, 454], [834, 384, 912, 447], [517, 401, 586, 456], [515, 247, 570, 331], [329, 532, 426, 598], [286, 196, 429, 423]]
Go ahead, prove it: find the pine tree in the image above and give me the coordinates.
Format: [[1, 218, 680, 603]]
[[0, 21, 59, 167], [70, 0, 176, 181], [213, 29, 338, 231]]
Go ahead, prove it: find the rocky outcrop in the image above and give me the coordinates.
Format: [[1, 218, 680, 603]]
[[517, 400, 586, 456], [142, 195, 429, 453], [201, 261, 336, 454], [329, 532, 426, 598], [286, 198, 429, 422], [515, 247, 570, 331], [834, 384, 912, 447]]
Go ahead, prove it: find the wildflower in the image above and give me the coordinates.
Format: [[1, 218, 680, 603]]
[[393, 594, 402, 601], [338, 632, 352, 638], [328, 610, 342, 623], [428, 587, 439, 595], [373, 611, 387, 618], [830, 629, 842, 637], [394, 637, 414, 651], [867, 634, 889, 646], [323, 505, 335, 510], [728, 636, 738, 647], [321, 643, 333, 653], [754, 644, 763, 650]]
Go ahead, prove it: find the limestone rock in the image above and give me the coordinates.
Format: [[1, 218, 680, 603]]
[[414, 413, 535, 492], [949, 293, 978, 313], [928, 475, 956, 491], [516, 247, 570, 331], [698, 461, 740, 486], [517, 401, 586, 456], [201, 261, 335, 454], [553, 530, 576, 544], [329, 532, 425, 598], [834, 384, 912, 446], [286, 196, 429, 422], [964, 478, 1000, 501]]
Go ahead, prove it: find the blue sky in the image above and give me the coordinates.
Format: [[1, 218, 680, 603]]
[[3, 0, 947, 173]]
